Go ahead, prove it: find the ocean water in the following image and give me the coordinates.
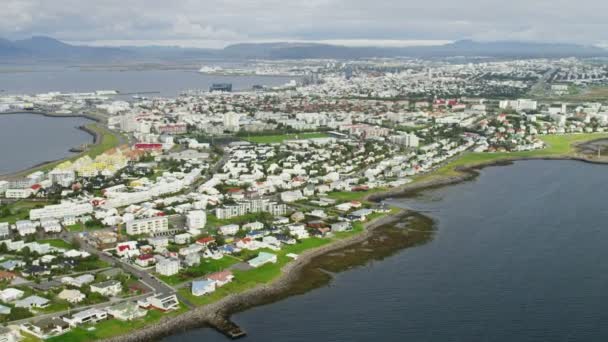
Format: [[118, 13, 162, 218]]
[[166, 160, 608, 342], [0, 67, 296, 97], [0, 113, 93, 175]]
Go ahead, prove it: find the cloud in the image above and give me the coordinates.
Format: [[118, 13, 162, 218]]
[[1, 0, 608, 47]]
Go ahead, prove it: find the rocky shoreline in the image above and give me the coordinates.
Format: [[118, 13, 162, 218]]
[[102, 211, 409, 342]]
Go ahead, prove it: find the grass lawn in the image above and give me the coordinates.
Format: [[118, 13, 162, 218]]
[[243, 132, 329, 144], [327, 188, 389, 203], [179, 234, 363, 307], [46, 304, 188, 342], [65, 222, 106, 233], [39, 239, 75, 249], [415, 133, 608, 182], [0, 200, 48, 224]]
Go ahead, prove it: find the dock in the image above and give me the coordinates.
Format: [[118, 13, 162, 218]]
[[208, 315, 247, 339]]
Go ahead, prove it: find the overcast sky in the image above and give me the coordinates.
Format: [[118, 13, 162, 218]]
[[2, 0, 608, 48]]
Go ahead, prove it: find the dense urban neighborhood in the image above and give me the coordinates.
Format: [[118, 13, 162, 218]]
[[2, 56, 608, 341]]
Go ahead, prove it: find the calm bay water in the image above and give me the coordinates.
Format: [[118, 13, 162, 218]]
[[0, 67, 295, 97], [166, 160, 608, 342], [0, 113, 93, 175]]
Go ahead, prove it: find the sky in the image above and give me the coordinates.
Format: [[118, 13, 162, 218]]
[[1, 0, 608, 48]]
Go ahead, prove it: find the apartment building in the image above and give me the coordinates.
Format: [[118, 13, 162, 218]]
[[126, 217, 169, 236]]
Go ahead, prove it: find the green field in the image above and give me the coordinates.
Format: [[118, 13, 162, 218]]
[[0, 200, 48, 224], [415, 133, 608, 182], [327, 188, 388, 203], [46, 304, 188, 342], [243, 132, 329, 144], [178, 235, 352, 306], [38, 239, 75, 249]]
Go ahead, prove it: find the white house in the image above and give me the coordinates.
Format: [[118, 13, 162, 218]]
[[219, 224, 240, 236], [138, 293, 179, 311], [248, 252, 277, 268], [63, 308, 107, 327], [14, 295, 50, 309], [126, 216, 168, 236], [57, 289, 85, 304], [191, 279, 216, 296], [0, 288, 24, 303], [90, 280, 122, 297], [106, 301, 147, 321], [155, 258, 180, 276]]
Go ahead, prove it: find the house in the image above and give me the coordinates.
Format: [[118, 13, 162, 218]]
[[248, 252, 277, 268], [195, 236, 216, 247], [348, 209, 374, 221], [138, 293, 179, 311], [135, 254, 156, 267], [206, 270, 234, 287], [40, 218, 62, 233], [63, 308, 107, 327], [0, 288, 24, 302], [21, 317, 70, 339], [173, 233, 191, 245], [116, 241, 139, 257], [156, 258, 180, 276], [90, 280, 122, 297], [0, 304, 11, 315], [15, 220, 36, 236], [331, 222, 352, 232], [106, 301, 147, 321], [219, 224, 240, 236], [148, 236, 170, 250], [191, 279, 216, 296], [243, 222, 264, 231], [0, 223, 9, 239], [14, 295, 50, 309], [0, 260, 25, 271], [0, 271, 16, 282], [184, 253, 201, 267], [22, 265, 51, 277], [61, 274, 94, 288], [0, 326, 19, 342], [58, 289, 85, 304]]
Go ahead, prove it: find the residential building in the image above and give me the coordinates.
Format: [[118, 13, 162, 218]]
[[58, 289, 85, 304], [206, 270, 234, 287], [215, 199, 286, 220], [90, 280, 122, 297], [106, 301, 147, 321], [30, 202, 93, 220], [248, 252, 277, 268], [126, 216, 169, 236], [219, 224, 240, 236], [63, 308, 107, 327], [14, 295, 50, 309], [0, 288, 24, 302], [138, 293, 179, 311], [156, 258, 180, 276], [191, 279, 216, 296], [61, 274, 94, 288], [186, 210, 206, 233]]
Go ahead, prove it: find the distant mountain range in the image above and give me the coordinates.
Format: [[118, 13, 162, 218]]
[[1, 36, 607, 63]]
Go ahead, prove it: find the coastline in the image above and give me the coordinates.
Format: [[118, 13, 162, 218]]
[[99, 140, 608, 342], [0, 112, 121, 181], [102, 210, 419, 342]]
